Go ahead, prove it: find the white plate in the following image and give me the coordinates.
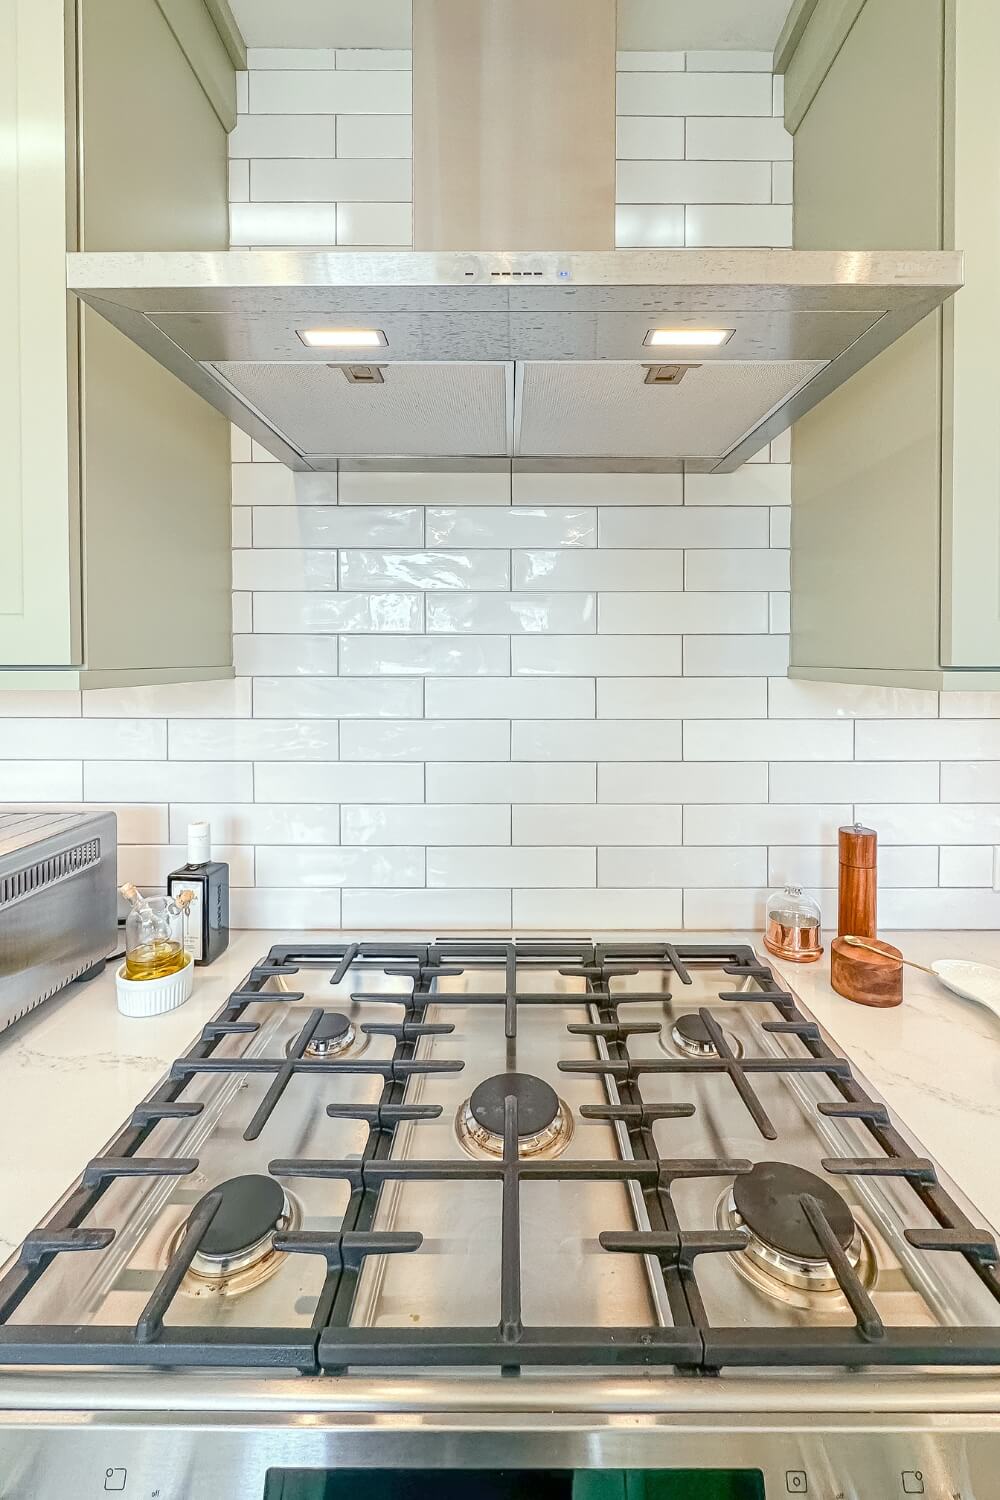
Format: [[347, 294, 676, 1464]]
[[931, 958, 1000, 1018]]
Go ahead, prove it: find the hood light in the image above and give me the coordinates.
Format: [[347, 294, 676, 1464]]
[[298, 328, 387, 348], [644, 328, 733, 347]]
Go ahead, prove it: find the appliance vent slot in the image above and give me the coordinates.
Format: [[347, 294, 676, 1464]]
[[643, 363, 697, 385], [338, 364, 385, 384], [0, 839, 102, 911]]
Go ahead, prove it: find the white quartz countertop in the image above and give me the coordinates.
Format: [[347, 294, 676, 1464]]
[[4, 929, 1000, 1262]]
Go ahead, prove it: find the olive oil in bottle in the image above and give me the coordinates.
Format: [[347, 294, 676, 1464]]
[[120, 884, 193, 981]]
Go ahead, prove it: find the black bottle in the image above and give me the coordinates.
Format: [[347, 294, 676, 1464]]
[[167, 821, 229, 965]]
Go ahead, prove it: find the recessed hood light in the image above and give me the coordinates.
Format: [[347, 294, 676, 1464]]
[[297, 328, 387, 348], [644, 329, 734, 347]]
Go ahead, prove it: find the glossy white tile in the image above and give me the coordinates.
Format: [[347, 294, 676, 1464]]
[[341, 719, 509, 761], [256, 845, 422, 887], [0, 691, 81, 718], [685, 719, 853, 761], [939, 846, 993, 886], [598, 507, 769, 548], [427, 508, 597, 549], [336, 202, 412, 245], [426, 762, 596, 804], [685, 204, 792, 248], [338, 470, 509, 505], [233, 549, 338, 590], [252, 592, 423, 632], [336, 113, 412, 158], [511, 472, 682, 506], [598, 677, 767, 718], [228, 114, 337, 159], [684, 116, 792, 159], [615, 205, 685, 247], [599, 591, 768, 634], [252, 506, 423, 548], [254, 762, 423, 803], [511, 720, 680, 761], [169, 803, 340, 845], [685, 51, 774, 71], [857, 722, 1000, 760], [342, 804, 511, 846], [879, 888, 1000, 929], [334, 49, 412, 70], [599, 845, 765, 888], [0, 720, 165, 759], [854, 804, 1000, 844], [941, 763, 1000, 800], [233, 635, 339, 676], [512, 636, 682, 676], [428, 847, 593, 889], [512, 804, 681, 846], [339, 550, 510, 590], [253, 678, 422, 718], [426, 593, 596, 634], [599, 762, 767, 804], [81, 680, 249, 719], [250, 69, 411, 114], [513, 888, 682, 928], [767, 845, 940, 890], [513, 550, 682, 592], [615, 50, 685, 71], [615, 116, 685, 160], [425, 678, 594, 719], [767, 678, 938, 718], [683, 888, 767, 929], [684, 466, 791, 507], [119, 844, 254, 889], [84, 762, 253, 802], [341, 888, 512, 928], [618, 160, 770, 204], [683, 804, 853, 845], [231, 507, 252, 547], [617, 72, 772, 116], [251, 157, 411, 202], [684, 550, 789, 591], [169, 719, 339, 761], [340, 636, 509, 676], [683, 634, 790, 675], [769, 761, 940, 802], [0, 763, 83, 800], [231, 465, 295, 505], [230, 888, 342, 929], [769, 509, 791, 548]]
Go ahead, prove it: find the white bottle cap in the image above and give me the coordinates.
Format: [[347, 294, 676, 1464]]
[[187, 821, 211, 864]]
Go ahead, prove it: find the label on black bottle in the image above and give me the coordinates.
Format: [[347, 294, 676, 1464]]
[[170, 877, 203, 961]]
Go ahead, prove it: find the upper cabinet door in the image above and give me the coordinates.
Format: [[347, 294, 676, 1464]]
[[0, 0, 80, 668]]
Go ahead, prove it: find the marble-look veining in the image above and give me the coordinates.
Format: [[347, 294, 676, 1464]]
[[3, 930, 1000, 1260]]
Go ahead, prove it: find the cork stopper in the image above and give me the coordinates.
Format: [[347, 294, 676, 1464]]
[[839, 824, 877, 869], [119, 882, 140, 905]]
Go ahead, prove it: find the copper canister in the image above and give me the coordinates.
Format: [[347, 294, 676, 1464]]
[[763, 885, 824, 962], [838, 824, 877, 939]]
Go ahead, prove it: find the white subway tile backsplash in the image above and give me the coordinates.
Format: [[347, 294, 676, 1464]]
[[254, 762, 423, 803], [340, 719, 509, 761], [336, 201, 412, 245], [339, 470, 509, 505], [511, 636, 682, 676], [768, 593, 790, 634], [683, 888, 766, 928], [513, 888, 682, 928], [767, 845, 940, 889], [858, 722, 1000, 760], [511, 720, 681, 762], [598, 591, 768, 634], [230, 202, 338, 246], [512, 804, 681, 846], [251, 158, 411, 202], [429, 847, 592, 889], [250, 69, 411, 115], [599, 507, 769, 548], [939, 846, 993, 887], [232, 508, 252, 547], [231, 465, 296, 505], [769, 510, 791, 548], [341, 888, 511, 928], [939, 692, 1000, 718], [772, 161, 793, 203], [615, 117, 685, 160], [119, 844, 253, 889], [229, 159, 249, 202], [618, 160, 770, 203], [684, 804, 852, 845], [425, 678, 594, 720], [511, 472, 682, 506], [253, 678, 422, 718], [685, 204, 792, 247], [615, 205, 685, 247], [616, 50, 685, 71], [942, 763, 1000, 800], [336, 113, 412, 158], [0, 720, 165, 760], [684, 550, 789, 591], [0, 691, 81, 717], [426, 763, 596, 804], [234, 635, 339, 676], [427, 508, 596, 549], [256, 845, 423, 887], [342, 805, 510, 846], [685, 719, 853, 761], [855, 804, 1000, 844], [84, 762, 253, 803], [685, 51, 774, 72], [683, 635, 789, 676], [598, 677, 767, 718], [335, 49, 411, 70], [169, 719, 339, 762], [252, 592, 422, 634], [232, 888, 341, 928], [252, 506, 423, 548], [617, 72, 772, 116], [685, 467, 791, 505], [169, 803, 341, 845], [599, 763, 768, 804], [513, 550, 682, 592], [0, 763, 83, 800], [599, 845, 765, 888], [228, 114, 337, 158], [770, 761, 939, 802], [880, 888, 1000, 929], [340, 636, 509, 676], [340, 551, 510, 591], [233, 549, 338, 591], [685, 116, 792, 160], [767, 678, 938, 718], [83, 680, 251, 719], [426, 593, 596, 635]]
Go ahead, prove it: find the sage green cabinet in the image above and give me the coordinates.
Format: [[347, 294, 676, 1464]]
[[0, 0, 242, 689], [779, 0, 1000, 688]]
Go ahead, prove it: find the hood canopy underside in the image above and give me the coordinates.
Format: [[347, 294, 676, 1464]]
[[68, 248, 962, 473]]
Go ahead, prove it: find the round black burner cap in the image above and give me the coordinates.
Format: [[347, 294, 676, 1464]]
[[470, 1072, 560, 1138], [734, 1161, 855, 1261], [673, 1013, 714, 1046], [312, 1011, 352, 1044], [197, 1174, 285, 1258]]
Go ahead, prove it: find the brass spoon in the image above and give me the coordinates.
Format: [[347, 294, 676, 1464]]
[[842, 934, 937, 976]]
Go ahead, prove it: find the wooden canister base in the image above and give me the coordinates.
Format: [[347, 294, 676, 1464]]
[[830, 937, 903, 1008]]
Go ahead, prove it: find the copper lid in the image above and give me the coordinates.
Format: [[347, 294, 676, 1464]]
[[839, 823, 877, 868]]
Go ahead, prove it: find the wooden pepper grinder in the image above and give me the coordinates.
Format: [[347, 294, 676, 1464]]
[[831, 823, 903, 1006]]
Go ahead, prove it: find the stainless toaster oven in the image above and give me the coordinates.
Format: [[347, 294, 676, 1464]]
[[0, 810, 117, 1032]]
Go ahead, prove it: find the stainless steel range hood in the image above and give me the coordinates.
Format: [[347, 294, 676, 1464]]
[[67, 247, 962, 472]]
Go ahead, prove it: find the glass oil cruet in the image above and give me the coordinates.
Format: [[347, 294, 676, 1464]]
[[120, 883, 194, 980]]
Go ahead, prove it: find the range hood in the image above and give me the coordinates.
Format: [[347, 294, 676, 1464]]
[[67, 247, 961, 473]]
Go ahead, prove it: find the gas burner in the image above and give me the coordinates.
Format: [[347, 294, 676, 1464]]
[[174, 1175, 294, 1295], [665, 1011, 744, 1060], [456, 1071, 574, 1159], [284, 1010, 368, 1060], [718, 1161, 876, 1301]]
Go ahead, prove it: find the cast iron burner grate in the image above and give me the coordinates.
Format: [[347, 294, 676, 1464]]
[[0, 940, 998, 1375]]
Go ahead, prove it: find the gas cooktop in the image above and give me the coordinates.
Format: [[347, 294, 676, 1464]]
[[3, 937, 999, 1373], [2, 939, 999, 1499]]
